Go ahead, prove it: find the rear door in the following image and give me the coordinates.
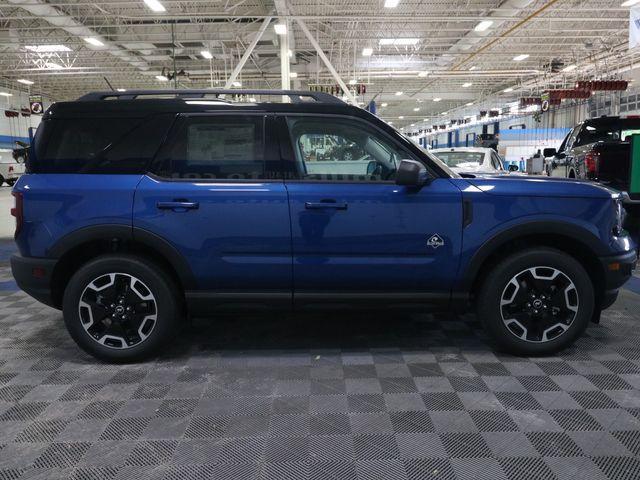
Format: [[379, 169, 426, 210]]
[[279, 114, 462, 307], [133, 113, 292, 308]]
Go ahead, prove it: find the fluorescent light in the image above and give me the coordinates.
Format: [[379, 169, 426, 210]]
[[413, 107, 420, 111], [17, 79, 34, 85], [395, 91, 403, 96], [116, 88, 126, 92], [362, 47, 373, 57], [83, 37, 104, 47], [349, 79, 357, 85], [469, 66, 477, 71], [0, 92, 13, 97], [418, 71, 429, 77], [513, 54, 529, 61], [155, 75, 168, 81], [410, 123, 415, 126], [143, 0, 166, 12], [290, 72, 298, 78], [562, 64, 577, 72], [388, 121, 393, 124], [622, 0, 640, 6], [274, 23, 287, 35], [288, 49, 293, 57], [462, 82, 472, 88], [45, 62, 63, 70], [433, 97, 441, 102], [232, 81, 242, 87], [379, 38, 419, 46], [384, 0, 400, 7], [381, 102, 388, 107], [25, 44, 70, 53], [200, 50, 213, 59], [441, 112, 448, 115], [398, 116, 404, 119], [504, 87, 514, 92], [466, 102, 474, 106], [474, 20, 493, 32]]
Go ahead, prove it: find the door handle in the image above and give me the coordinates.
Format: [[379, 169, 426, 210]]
[[156, 201, 199, 211], [304, 201, 348, 210]]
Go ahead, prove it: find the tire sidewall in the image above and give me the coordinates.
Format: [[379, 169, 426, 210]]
[[478, 248, 594, 355], [63, 255, 179, 362]]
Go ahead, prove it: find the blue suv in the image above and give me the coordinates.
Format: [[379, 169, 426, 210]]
[[10, 89, 637, 362]]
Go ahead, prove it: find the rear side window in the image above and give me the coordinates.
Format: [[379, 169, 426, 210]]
[[152, 115, 270, 180], [31, 115, 174, 174]]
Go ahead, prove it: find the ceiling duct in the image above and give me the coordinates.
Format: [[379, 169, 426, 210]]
[[7, 0, 150, 71]]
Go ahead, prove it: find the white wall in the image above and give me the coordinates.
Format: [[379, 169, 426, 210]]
[[0, 87, 47, 148]]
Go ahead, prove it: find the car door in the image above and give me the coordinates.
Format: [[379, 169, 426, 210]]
[[279, 114, 463, 307], [133, 113, 293, 308]]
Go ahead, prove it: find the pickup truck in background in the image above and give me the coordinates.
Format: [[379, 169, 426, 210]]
[[544, 116, 640, 191]]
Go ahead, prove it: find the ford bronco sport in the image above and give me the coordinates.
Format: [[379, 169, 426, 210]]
[[10, 89, 637, 362]]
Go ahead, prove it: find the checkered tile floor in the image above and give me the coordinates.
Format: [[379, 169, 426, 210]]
[[1, 241, 640, 479]]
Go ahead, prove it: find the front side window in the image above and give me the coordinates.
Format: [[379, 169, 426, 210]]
[[286, 117, 409, 181], [153, 115, 269, 180]]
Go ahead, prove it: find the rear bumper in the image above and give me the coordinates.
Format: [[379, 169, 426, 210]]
[[10, 254, 58, 308]]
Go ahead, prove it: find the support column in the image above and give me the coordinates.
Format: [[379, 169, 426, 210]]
[[280, 20, 290, 91]]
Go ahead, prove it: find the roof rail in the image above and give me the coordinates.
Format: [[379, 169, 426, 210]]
[[77, 89, 345, 105]]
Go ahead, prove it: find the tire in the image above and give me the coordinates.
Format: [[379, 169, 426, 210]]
[[62, 254, 181, 362], [477, 247, 594, 355], [0, 175, 4, 186], [6, 179, 15, 186]]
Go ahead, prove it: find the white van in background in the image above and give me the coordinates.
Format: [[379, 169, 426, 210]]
[[0, 148, 25, 186]]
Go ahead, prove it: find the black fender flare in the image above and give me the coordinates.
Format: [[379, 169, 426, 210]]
[[47, 224, 196, 289], [460, 220, 605, 292]]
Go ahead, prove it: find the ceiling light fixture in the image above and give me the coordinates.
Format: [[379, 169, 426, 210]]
[[290, 72, 298, 78], [84, 37, 104, 47], [349, 79, 357, 85], [274, 23, 287, 35], [469, 66, 477, 71], [0, 92, 13, 97], [200, 50, 213, 59], [474, 20, 494, 32], [143, 0, 166, 12], [433, 97, 442, 102], [513, 54, 529, 61], [17, 79, 34, 85], [504, 87, 514, 92], [155, 74, 169, 81], [381, 102, 388, 107], [25, 44, 70, 53], [362, 47, 373, 57], [45, 62, 63, 70], [413, 107, 420, 111], [398, 116, 404, 119], [233, 81, 242, 87], [388, 121, 393, 124], [384, 0, 400, 7], [466, 102, 474, 106], [418, 71, 429, 77], [116, 88, 126, 92], [462, 82, 472, 88], [395, 91, 403, 96], [562, 64, 577, 72]]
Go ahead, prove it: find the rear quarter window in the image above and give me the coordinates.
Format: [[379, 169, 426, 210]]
[[31, 115, 174, 174]]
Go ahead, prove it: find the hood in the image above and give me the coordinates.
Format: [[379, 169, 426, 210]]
[[462, 175, 615, 199], [450, 163, 485, 174]]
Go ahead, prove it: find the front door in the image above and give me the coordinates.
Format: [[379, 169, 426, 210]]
[[279, 115, 462, 307], [133, 113, 292, 308]]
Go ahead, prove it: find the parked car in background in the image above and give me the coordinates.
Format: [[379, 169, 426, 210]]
[[544, 116, 640, 190], [10, 89, 636, 361], [432, 147, 507, 175], [0, 148, 25, 186]]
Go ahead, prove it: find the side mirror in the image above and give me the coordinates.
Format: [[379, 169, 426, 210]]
[[508, 164, 519, 172], [543, 148, 557, 158], [396, 159, 428, 186]]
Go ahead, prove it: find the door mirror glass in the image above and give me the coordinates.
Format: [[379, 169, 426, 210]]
[[543, 148, 557, 158], [508, 164, 519, 172], [396, 159, 428, 186]]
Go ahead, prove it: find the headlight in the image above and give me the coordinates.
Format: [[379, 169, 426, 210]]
[[613, 198, 626, 236]]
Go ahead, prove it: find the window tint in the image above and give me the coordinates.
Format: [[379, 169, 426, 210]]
[[286, 117, 408, 181], [31, 115, 174, 174], [153, 115, 268, 179]]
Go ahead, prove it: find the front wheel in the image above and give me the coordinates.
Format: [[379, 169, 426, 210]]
[[477, 247, 594, 355], [63, 254, 181, 362]]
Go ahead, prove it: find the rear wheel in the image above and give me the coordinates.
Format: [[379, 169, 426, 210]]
[[477, 248, 594, 355], [0, 175, 4, 186], [63, 254, 181, 362]]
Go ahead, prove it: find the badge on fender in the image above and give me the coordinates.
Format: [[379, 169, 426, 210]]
[[427, 234, 445, 249]]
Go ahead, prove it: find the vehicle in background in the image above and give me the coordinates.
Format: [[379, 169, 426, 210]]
[[0, 148, 25, 186], [544, 116, 640, 191], [432, 147, 507, 175], [474, 133, 499, 150]]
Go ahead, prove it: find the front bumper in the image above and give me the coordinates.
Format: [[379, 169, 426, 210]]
[[599, 250, 637, 291], [10, 254, 58, 308]]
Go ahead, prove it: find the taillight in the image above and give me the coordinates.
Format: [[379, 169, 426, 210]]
[[584, 150, 600, 177], [11, 191, 23, 237]]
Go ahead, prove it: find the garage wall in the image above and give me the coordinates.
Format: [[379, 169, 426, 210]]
[[0, 87, 47, 149]]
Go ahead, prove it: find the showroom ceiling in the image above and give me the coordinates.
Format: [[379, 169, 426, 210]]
[[0, 0, 634, 127]]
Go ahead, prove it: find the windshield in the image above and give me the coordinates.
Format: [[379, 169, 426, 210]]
[[434, 151, 485, 167]]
